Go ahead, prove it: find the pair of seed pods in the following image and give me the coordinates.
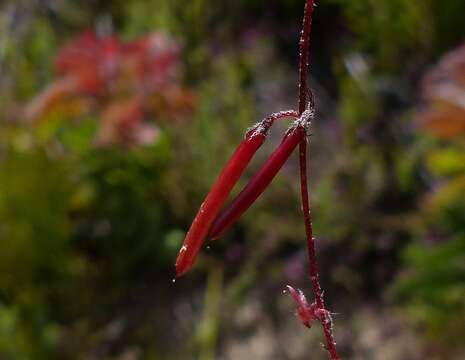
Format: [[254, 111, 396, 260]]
[[175, 106, 314, 277]]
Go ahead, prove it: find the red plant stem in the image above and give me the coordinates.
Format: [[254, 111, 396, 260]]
[[299, 141, 338, 359], [209, 125, 305, 240], [298, 0, 314, 114], [176, 132, 265, 277], [298, 1, 339, 359]]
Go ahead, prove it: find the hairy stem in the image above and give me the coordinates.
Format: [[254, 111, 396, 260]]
[[298, 1, 339, 358], [298, 0, 314, 114], [299, 141, 338, 359]]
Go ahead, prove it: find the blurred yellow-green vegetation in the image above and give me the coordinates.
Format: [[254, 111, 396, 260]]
[[0, 0, 464, 359]]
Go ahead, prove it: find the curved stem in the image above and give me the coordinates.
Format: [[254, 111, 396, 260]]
[[298, 1, 339, 358], [258, 110, 299, 134]]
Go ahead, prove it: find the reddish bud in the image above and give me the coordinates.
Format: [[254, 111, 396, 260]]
[[286, 285, 317, 328], [209, 125, 305, 240]]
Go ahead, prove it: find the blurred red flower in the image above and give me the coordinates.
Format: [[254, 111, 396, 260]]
[[26, 29, 194, 146]]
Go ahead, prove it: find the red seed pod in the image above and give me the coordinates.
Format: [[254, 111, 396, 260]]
[[175, 130, 265, 277], [209, 125, 305, 240], [175, 111, 298, 277]]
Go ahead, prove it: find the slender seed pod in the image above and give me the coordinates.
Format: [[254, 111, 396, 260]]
[[175, 131, 265, 276], [209, 125, 306, 240], [175, 111, 297, 277]]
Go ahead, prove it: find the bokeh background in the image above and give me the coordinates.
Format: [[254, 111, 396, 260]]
[[1, 0, 464, 359]]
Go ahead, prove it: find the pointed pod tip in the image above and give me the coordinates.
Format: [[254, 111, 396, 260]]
[[175, 250, 192, 278], [175, 262, 189, 278], [286, 285, 299, 298]]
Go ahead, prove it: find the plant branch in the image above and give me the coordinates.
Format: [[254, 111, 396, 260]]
[[298, 0, 314, 115], [297, 1, 339, 358], [299, 140, 338, 359]]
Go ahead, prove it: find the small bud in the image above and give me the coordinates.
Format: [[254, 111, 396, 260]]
[[286, 285, 317, 328]]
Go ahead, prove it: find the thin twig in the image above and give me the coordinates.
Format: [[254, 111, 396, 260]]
[[297, 1, 339, 358], [298, 0, 314, 114]]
